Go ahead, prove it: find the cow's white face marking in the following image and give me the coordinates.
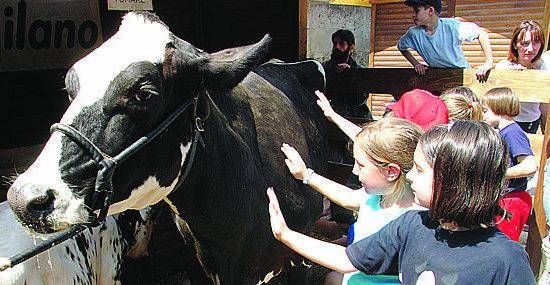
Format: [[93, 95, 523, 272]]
[[62, 13, 171, 125], [10, 13, 172, 231], [108, 142, 192, 215]]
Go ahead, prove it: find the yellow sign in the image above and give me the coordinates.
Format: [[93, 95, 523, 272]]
[[329, 0, 371, 7]]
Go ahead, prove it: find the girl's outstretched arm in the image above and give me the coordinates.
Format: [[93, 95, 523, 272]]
[[315, 90, 362, 140], [506, 155, 538, 179], [281, 143, 364, 210], [267, 187, 357, 273]]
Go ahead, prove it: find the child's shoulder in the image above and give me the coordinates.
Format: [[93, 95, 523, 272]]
[[500, 122, 528, 137], [439, 17, 460, 24], [489, 231, 530, 259]]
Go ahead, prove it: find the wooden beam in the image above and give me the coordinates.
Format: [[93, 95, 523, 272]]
[[298, 0, 308, 60], [463, 69, 550, 103], [326, 68, 550, 102]]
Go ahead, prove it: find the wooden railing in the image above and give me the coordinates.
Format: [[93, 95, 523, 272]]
[[325, 67, 550, 276]]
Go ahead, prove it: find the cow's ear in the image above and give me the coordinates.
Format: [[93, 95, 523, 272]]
[[200, 34, 271, 89], [163, 38, 207, 79]]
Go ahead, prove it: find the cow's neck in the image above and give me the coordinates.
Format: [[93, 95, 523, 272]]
[[170, 87, 269, 246]]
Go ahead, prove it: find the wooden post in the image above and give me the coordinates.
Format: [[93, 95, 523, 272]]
[[367, 4, 376, 109], [527, 113, 550, 276], [298, 0, 308, 60], [543, 0, 550, 51]]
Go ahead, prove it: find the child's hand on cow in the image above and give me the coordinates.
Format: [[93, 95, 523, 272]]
[[315, 90, 336, 122], [267, 187, 289, 241], [281, 143, 308, 180]]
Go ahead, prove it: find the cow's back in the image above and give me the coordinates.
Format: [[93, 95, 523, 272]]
[[237, 60, 328, 231]]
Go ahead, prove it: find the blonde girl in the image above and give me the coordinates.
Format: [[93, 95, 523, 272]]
[[441, 86, 483, 121], [281, 117, 423, 284]]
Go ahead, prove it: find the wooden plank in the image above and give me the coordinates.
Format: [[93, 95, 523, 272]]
[[464, 69, 550, 103], [326, 68, 550, 102]]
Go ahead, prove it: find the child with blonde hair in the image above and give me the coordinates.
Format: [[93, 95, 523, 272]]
[[281, 116, 423, 284], [441, 86, 483, 121], [481, 87, 538, 241]]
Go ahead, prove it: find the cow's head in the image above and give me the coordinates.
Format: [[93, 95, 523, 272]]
[[7, 12, 270, 233]]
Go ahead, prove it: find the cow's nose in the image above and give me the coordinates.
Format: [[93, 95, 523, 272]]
[[27, 189, 55, 216], [8, 183, 56, 225]]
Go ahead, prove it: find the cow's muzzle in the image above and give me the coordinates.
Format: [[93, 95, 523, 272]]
[[7, 183, 56, 233]]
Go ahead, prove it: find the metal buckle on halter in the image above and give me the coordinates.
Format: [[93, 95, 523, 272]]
[[195, 117, 204, 132]]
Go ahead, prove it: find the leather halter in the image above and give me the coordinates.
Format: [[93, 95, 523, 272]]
[[51, 90, 208, 225], [0, 89, 210, 272]]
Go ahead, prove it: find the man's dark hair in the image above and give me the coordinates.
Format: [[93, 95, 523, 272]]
[[332, 29, 355, 46], [419, 121, 508, 228]]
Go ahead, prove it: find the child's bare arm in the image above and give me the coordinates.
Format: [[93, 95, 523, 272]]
[[305, 169, 364, 210], [506, 155, 538, 179], [267, 188, 358, 273], [281, 143, 363, 210], [315, 90, 361, 140], [399, 49, 427, 75], [475, 29, 494, 81]]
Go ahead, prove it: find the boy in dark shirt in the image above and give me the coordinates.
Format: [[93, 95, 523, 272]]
[[481, 87, 537, 241]]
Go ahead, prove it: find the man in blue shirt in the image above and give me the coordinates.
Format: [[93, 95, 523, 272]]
[[398, 0, 493, 81]]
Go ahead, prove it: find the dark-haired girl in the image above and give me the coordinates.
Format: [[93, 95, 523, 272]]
[[267, 121, 535, 284]]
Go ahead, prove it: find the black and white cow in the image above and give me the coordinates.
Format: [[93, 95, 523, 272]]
[[7, 12, 328, 284], [0, 202, 156, 284]]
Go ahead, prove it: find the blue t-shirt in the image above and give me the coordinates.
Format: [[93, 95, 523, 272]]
[[397, 18, 481, 68], [499, 123, 534, 193], [346, 211, 535, 285]]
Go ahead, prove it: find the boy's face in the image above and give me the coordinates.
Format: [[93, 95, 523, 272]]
[[412, 5, 432, 27]]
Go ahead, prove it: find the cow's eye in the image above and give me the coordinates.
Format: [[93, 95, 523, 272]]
[[135, 86, 159, 102]]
